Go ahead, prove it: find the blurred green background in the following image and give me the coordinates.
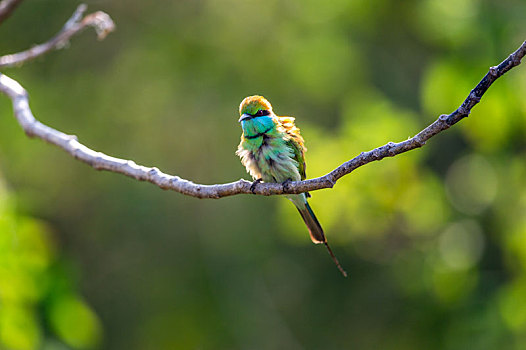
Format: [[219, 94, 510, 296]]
[[1, 0, 526, 349]]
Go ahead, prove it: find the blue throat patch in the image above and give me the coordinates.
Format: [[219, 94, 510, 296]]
[[241, 116, 274, 139]]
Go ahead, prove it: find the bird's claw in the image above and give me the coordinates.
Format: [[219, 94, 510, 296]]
[[282, 179, 292, 192], [250, 178, 263, 194]]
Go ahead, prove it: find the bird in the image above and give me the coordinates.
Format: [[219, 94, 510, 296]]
[[236, 95, 347, 277]]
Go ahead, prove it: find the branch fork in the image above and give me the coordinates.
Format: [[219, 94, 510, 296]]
[[0, 4, 115, 68]]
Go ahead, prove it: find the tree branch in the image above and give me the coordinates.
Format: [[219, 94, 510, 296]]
[[0, 6, 524, 199], [0, 4, 114, 68], [0, 0, 23, 24]]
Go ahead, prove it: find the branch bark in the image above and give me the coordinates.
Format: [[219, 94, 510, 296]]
[[0, 4, 114, 68], [0, 6, 525, 199], [0, 0, 23, 24]]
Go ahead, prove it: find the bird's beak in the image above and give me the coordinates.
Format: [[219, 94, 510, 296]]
[[238, 113, 252, 122]]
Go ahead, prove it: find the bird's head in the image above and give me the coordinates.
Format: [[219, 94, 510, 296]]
[[238, 95, 273, 122]]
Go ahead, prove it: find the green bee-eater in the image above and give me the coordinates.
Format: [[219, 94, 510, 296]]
[[236, 95, 347, 277]]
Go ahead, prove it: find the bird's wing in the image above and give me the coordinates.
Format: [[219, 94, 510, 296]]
[[286, 138, 306, 180], [278, 116, 307, 180]]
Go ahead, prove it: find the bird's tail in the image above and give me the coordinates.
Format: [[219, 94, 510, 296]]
[[296, 202, 348, 277]]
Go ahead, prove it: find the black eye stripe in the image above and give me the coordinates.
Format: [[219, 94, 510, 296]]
[[241, 109, 270, 121], [254, 109, 270, 116]]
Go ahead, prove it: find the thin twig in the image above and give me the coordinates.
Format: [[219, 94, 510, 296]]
[[0, 4, 114, 68], [0, 6, 524, 199], [0, 0, 23, 24]]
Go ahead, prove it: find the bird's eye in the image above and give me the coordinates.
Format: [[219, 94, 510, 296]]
[[255, 109, 270, 116]]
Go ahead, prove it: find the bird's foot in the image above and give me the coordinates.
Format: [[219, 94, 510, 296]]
[[281, 179, 292, 192], [250, 178, 263, 194]]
